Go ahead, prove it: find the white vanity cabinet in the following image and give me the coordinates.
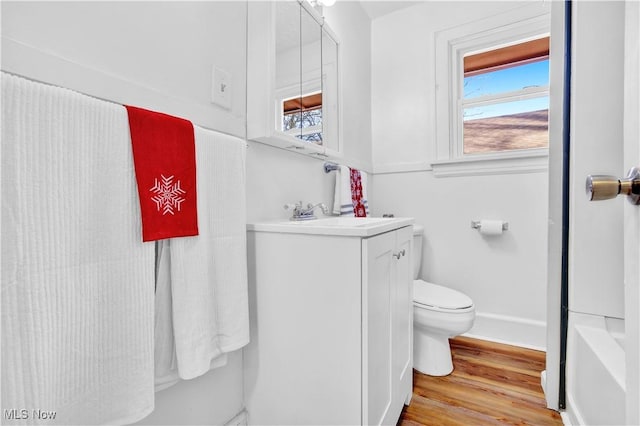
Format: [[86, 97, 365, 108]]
[[244, 218, 413, 425]]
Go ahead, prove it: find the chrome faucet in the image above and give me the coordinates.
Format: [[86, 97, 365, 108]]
[[284, 201, 329, 221]]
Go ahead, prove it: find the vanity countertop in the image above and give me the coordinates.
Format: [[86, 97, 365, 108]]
[[247, 216, 414, 237]]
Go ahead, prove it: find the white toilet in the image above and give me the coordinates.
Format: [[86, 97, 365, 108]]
[[412, 225, 476, 376]]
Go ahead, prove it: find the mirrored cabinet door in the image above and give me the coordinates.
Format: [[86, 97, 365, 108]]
[[322, 26, 339, 154], [297, 6, 323, 145], [275, 1, 302, 141]]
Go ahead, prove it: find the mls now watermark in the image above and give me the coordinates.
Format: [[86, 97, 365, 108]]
[[4, 409, 57, 421]]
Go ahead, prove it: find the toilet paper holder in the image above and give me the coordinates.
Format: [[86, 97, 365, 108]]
[[471, 220, 509, 231]]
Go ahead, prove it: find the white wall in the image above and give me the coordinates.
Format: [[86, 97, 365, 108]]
[[371, 1, 550, 349], [2, 2, 246, 424], [1, 1, 246, 138], [324, 2, 373, 173]]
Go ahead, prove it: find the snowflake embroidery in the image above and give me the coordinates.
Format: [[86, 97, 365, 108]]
[[150, 174, 186, 215]]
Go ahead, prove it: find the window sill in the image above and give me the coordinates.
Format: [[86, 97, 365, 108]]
[[431, 150, 548, 177]]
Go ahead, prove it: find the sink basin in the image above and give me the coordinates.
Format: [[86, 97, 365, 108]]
[[289, 217, 392, 227], [247, 216, 414, 237]]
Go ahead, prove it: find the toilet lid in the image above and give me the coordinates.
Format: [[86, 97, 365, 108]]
[[413, 280, 473, 310]]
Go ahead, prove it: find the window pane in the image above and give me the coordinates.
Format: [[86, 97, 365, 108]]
[[463, 97, 548, 154], [283, 109, 322, 131], [463, 59, 549, 99], [282, 109, 323, 145], [281, 91, 323, 145], [299, 133, 323, 143], [464, 96, 548, 120]]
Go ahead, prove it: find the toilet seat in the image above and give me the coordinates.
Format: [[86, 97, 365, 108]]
[[413, 279, 473, 311]]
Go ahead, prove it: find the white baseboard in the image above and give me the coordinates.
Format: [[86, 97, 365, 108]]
[[464, 311, 546, 351], [559, 411, 573, 426], [562, 393, 583, 426]]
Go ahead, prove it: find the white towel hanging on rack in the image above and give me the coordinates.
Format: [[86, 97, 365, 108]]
[[1, 72, 156, 425], [155, 126, 250, 383]]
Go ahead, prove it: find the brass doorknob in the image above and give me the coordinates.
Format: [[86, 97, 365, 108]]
[[586, 166, 640, 204]]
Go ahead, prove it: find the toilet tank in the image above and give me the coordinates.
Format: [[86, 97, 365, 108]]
[[412, 225, 424, 279]]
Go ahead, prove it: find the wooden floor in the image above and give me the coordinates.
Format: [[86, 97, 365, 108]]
[[398, 336, 564, 426]]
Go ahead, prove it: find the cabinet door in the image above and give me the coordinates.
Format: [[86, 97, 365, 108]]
[[363, 227, 414, 426], [392, 226, 413, 414], [362, 231, 395, 426]]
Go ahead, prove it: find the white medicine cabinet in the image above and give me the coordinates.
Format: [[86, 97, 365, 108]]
[[247, 0, 341, 159]]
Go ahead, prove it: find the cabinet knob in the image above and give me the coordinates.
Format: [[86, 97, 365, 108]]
[[393, 249, 406, 259]]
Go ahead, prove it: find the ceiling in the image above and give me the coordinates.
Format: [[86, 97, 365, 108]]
[[357, 1, 423, 20]]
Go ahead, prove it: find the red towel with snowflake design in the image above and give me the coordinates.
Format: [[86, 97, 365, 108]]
[[126, 105, 199, 242], [350, 168, 367, 217]]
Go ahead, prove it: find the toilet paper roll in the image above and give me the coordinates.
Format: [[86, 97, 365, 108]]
[[479, 220, 503, 236]]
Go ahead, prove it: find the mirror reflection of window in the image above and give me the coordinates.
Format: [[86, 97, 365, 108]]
[[271, 0, 339, 152], [282, 91, 323, 144]]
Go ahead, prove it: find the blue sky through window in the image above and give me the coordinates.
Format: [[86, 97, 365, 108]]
[[463, 59, 549, 120]]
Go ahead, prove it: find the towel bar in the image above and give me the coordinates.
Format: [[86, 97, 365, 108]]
[[324, 162, 339, 173]]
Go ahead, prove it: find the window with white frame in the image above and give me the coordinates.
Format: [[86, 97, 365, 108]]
[[434, 6, 551, 176]]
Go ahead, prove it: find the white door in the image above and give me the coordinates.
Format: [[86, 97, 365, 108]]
[[580, 1, 640, 425], [564, 6, 626, 423], [623, 2, 640, 424]]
